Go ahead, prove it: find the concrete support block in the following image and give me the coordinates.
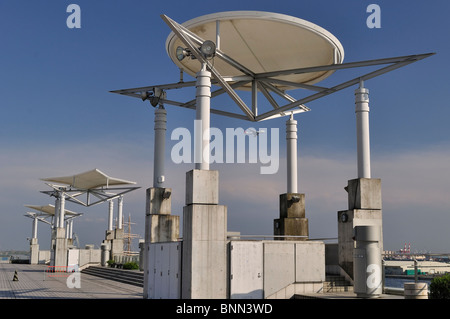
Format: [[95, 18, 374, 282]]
[[347, 178, 381, 210], [338, 178, 383, 280], [185, 170, 219, 205], [111, 228, 124, 257], [274, 218, 308, 240], [182, 204, 227, 299], [146, 187, 172, 215], [145, 187, 180, 243], [274, 193, 308, 240], [279, 193, 305, 218], [54, 227, 67, 267], [30, 239, 39, 265], [337, 209, 383, 278], [148, 214, 180, 243], [101, 242, 111, 266], [105, 230, 114, 241]]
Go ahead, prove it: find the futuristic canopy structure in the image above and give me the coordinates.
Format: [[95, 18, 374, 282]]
[[40, 168, 140, 207], [109, 11, 434, 299], [111, 11, 433, 122]]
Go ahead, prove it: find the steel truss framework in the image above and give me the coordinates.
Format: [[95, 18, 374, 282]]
[[39, 169, 140, 207], [24, 204, 82, 226], [111, 15, 434, 122], [40, 183, 140, 207]]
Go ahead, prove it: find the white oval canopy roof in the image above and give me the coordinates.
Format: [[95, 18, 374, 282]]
[[166, 11, 344, 89]]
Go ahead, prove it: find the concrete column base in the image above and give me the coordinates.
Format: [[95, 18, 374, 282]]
[[274, 193, 308, 240], [145, 187, 179, 243], [181, 169, 227, 299], [337, 178, 383, 279], [30, 238, 39, 265], [53, 228, 67, 268], [182, 204, 227, 299], [144, 187, 180, 299]]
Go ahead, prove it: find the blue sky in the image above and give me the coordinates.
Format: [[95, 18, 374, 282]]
[[1, 0, 449, 253]]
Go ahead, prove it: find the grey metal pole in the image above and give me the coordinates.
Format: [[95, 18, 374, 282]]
[[58, 193, 65, 229], [54, 197, 60, 229], [153, 106, 167, 187], [355, 79, 371, 178], [32, 216, 38, 239], [69, 220, 73, 239], [414, 259, 418, 283], [195, 63, 211, 170], [286, 113, 298, 193], [117, 196, 123, 229], [108, 200, 114, 231]]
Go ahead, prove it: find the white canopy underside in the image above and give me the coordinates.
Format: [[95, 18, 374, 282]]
[[25, 204, 79, 216], [41, 168, 136, 190], [166, 11, 345, 90]]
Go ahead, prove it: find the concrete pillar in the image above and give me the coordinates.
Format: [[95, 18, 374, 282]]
[[143, 102, 180, 299], [52, 192, 68, 268], [194, 64, 211, 170], [355, 80, 371, 178], [337, 178, 383, 279], [101, 243, 111, 266], [30, 216, 39, 265], [274, 115, 308, 240], [143, 188, 180, 299], [182, 169, 227, 299], [274, 193, 308, 240]]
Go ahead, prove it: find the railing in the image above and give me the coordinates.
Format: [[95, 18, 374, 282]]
[[113, 253, 140, 265], [226, 235, 337, 241]]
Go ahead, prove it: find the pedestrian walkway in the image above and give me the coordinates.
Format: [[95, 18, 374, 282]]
[[0, 263, 143, 299]]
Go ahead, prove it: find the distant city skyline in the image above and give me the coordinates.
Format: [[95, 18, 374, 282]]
[[1, 1, 449, 253]]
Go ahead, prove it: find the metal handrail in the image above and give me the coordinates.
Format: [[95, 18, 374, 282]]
[[226, 235, 337, 241]]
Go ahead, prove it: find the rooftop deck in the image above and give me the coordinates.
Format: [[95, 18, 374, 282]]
[[0, 263, 143, 299]]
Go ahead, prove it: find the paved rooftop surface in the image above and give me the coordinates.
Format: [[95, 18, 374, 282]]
[[0, 263, 143, 299], [1, 263, 405, 300]]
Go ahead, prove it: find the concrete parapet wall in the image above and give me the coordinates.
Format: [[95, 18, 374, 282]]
[[229, 240, 325, 299], [38, 250, 51, 264], [79, 248, 101, 267]]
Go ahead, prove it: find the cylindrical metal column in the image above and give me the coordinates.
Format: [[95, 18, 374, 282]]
[[117, 196, 123, 229], [69, 220, 73, 239], [195, 63, 211, 170], [353, 225, 382, 298], [355, 80, 371, 178], [58, 193, 65, 229], [154, 107, 167, 187], [32, 216, 38, 239], [54, 197, 60, 228], [108, 200, 114, 231], [286, 113, 298, 193]]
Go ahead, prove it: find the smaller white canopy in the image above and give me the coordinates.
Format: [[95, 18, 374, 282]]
[[25, 204, 80, 216], [41, 168, 136, 190]]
